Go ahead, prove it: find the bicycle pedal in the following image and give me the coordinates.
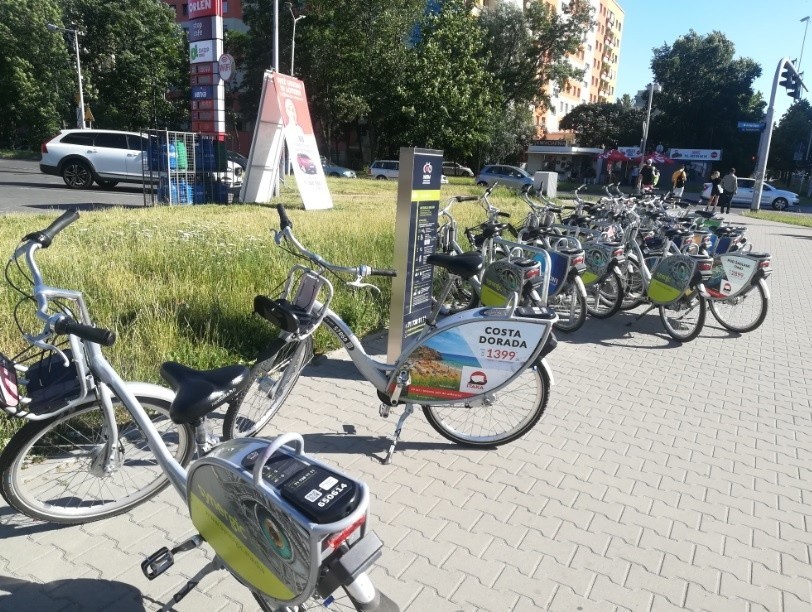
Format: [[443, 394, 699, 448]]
[[379, 404, 391, 418], [142, 547, 174, 580]]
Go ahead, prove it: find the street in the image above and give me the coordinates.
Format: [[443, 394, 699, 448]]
[[0, 159, 149, 214]]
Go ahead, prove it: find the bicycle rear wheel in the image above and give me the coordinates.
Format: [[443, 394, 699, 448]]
[[659, 290, 706, 342], [422, 360, 550, 447], [620, 257, 646, 310], [223, 336, 313, 439], [0, 394, 194, 524], [432, 268, 478, 314], [708, 278, 769, 333], [549, 281, 586, 332], [585, 268, 624, 319]]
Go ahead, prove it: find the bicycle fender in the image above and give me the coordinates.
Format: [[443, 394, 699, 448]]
[[573, 275, 588, 299], [539, 358, 555, 386], [122, 381, 176, 404]]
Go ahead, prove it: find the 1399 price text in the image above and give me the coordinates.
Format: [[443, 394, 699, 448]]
[[481, 349, 517, 360]]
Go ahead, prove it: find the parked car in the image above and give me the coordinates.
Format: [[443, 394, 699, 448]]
[[40, 129, 243, 189], [700, 177, 800, 211], [227, 150, 248, 170], [368, 160, 399, 180], [475, 164, 534, 192], [442, 161, 474, 177], [321, 157, 357, 178]]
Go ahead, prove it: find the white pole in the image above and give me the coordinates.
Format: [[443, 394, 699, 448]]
[[751, 58, 789, 211], [636, 83, 659, 192], [73, 31, 86, 129], [800, 16, 810, 80], [273, 0, 280, 72]]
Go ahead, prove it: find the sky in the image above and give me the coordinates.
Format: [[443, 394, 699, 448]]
[[615, 0, 811, 123]]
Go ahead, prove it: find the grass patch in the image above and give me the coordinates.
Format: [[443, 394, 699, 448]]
[[0, 149, 40, 161], [743, 210, 812, 228]]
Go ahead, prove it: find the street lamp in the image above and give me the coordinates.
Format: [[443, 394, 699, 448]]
[[800, 16, 810, 80], [47, 23, 85, 130], [287, 2, 306, 76], [637, 82, 662, 191]]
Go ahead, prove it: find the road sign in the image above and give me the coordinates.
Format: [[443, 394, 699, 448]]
[[737, 121, 765, 132], [218, 54, 235, 82]]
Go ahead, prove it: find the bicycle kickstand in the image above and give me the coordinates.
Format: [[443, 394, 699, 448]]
[[384, 404, 414, 465]]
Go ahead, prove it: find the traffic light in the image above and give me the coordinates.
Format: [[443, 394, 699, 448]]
[[780, 63, 803, 99]]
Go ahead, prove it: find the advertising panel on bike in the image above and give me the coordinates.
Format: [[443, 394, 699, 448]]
[[647, 256, 697, 305], [394, 317, 547, 402], [706, 255, 757, 299]]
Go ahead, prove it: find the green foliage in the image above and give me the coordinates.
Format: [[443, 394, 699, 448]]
[[650, 30, 764, 173], [560, 102, 644, 149], [770, 99, 812, 174], [0, 0, 73, 148]]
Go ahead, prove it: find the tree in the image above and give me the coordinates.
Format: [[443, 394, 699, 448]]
[[770, 99, 812, 175], [59, 0, 188, 130], [479, 1, 592, 111], [650, 31, 764, 173], [0, 0, 74, 148], [559, 101, 644, 148]]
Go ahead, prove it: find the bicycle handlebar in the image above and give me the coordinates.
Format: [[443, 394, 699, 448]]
[[275, 205, 397, 279], [23, 210, 79, 249], [53, 317, 117, 346]]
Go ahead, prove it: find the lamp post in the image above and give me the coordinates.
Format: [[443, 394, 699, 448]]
[[636, 82, 662, 192], [47, 23, 85, 130], [800, 16, 810, 80], [287, 3, 306, 76]]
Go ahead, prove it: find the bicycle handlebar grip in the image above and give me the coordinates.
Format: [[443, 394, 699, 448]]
[[497, 211, 511, 218], [24, 210, 80, 248], [276, 204, 293, 230], [454, 195, 479, 202], [53, 318, 117, 346], [371, 268, 397, 277]]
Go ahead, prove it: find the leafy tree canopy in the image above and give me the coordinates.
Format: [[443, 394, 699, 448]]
[[559, 101, 644, 149]]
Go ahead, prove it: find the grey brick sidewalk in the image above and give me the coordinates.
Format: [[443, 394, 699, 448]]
[[1, 213, 811, 611]]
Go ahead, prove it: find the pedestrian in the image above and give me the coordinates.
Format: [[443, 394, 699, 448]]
[[639, 159, 655, 191], [719, 168, 738, 214], [629, 165, 639, 186], [706, 170, 721, 210], [671, 164, 688, 199]]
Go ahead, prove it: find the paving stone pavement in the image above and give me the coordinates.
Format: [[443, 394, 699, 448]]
[[1, 212, 811, 611]]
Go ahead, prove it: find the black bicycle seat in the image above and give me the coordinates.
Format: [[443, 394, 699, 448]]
[[160, 361, 250, 424], [427, 251, 483, 279]]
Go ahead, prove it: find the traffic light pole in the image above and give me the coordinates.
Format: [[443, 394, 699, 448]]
[[751, 58, 805, 210]]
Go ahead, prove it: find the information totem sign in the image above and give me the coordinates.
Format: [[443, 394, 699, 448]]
[[186, 5, 225, 137], [387, 147, 443, 362]]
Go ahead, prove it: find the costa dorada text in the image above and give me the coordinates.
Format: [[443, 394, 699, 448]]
[[479, 327, 527, 348]]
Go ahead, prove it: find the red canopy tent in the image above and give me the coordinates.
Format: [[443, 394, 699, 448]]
[[597, 149, 631, 162]]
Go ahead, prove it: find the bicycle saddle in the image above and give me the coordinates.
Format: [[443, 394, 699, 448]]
[[160, 361, 250, 424], [427, 251, 482, 279]]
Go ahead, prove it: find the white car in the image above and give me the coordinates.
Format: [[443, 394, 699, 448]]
[[701, 177, 800, 211], [368, 160, 399, 180], [40, 129, 242, 190]]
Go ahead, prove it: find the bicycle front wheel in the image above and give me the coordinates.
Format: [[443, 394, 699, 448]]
[[585, 268, 624, 319], [708, 278, 769, 333], [620, 257, 646, 310], [0, 395, 194, 524], [659, 290, 706, 342], [549, 281, 586, 332], [223, 336, 313, 439], [422, 360, 550, 447]]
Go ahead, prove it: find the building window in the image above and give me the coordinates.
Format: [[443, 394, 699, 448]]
[[223, 0, 228, 13], [182, 3, 187, 15]]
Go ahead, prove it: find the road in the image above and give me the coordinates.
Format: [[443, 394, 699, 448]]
[[0, 159, 150, 214]]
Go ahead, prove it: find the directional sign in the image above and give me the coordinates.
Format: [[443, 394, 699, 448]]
[[737, 121, 765, 132]]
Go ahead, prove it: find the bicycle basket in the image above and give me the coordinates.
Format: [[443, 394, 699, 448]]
[[0, 345, 83, 417]]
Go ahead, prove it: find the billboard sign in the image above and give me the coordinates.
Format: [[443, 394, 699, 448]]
[[187, 16, 215, 42], [189, 39, 216, 64], [192, 85, 215, 100], [668, 149, 722, 161], [188, 0, 221, 20]]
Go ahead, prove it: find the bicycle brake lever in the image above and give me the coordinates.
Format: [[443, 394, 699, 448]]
[[24, 333, 71, 367], [347, 279, 381, 295]]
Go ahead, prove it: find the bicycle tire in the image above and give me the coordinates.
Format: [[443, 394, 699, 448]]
[[708, 278, 769, 333], [585, 267, 624, 319], [549, 281, 586, 332], [223, 336, 313, 439], [620, 257, 646, 310], [422, 359, 550, 447], [432, 267, 478, 314], [658, 290, 706, 342], [0, 394, 194, 525], [253, 584, 399, 612]]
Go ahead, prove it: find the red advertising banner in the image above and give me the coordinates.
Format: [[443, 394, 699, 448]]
[[188, 0, 221, 20], [192, 99, 215, 110], [191, 74, 214, 86], [191, 120, 216, 133], [271, 74, 332, 210], [191, 62, 216, 75]]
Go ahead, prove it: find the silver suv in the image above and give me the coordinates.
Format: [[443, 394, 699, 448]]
[[40, 129, 242, 190]]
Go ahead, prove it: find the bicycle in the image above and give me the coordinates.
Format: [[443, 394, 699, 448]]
[[224, 205, 559, 464], [0, 211, 397, 611]]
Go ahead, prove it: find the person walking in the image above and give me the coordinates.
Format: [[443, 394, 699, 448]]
[[706, 170, 722, 210], [671, 164, 688, 199], [640, 159, 655, 191], [719, 168, 738, 214]]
